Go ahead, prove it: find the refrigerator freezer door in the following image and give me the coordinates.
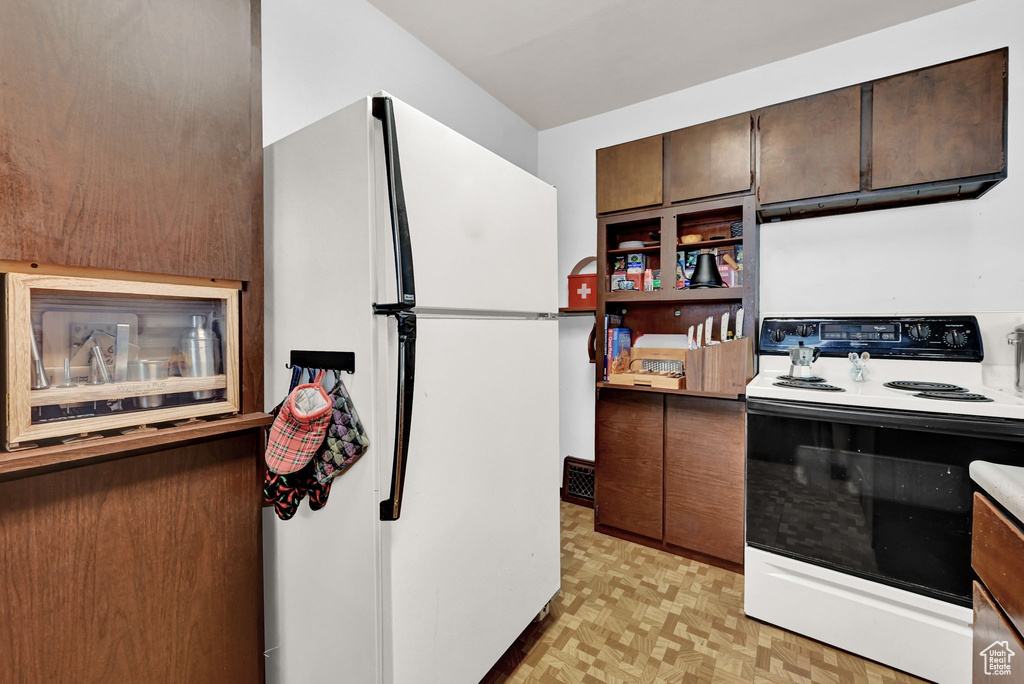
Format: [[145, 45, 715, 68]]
[[375, 96, 557, 315], [378, 315, 561, 684]]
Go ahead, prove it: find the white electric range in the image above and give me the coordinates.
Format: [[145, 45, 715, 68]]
[[743, 313, 1024, 684]]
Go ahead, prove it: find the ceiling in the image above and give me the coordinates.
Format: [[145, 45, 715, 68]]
[[366, 0, 973, 130]]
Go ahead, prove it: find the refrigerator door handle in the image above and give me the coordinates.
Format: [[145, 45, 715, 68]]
[[380, 311, 417, 521], [372, 95, 416, 310]]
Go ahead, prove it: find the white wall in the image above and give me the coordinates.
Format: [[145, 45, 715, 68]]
[[540, 0, 1024, 463], [262, 0, 538, 173]]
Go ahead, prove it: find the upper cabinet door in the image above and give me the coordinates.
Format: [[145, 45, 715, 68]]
[[596, 135, 663, 214], [758, 87, 862, 205], [0, 0, 260, 281], [871, 49, 1007, 190], [669, 113, 753, 203]]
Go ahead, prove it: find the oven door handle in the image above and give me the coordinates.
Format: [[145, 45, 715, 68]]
[[746, 398, 1024, 439]]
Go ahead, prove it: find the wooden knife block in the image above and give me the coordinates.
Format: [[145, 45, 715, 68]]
[[685, 337, 754, 396]]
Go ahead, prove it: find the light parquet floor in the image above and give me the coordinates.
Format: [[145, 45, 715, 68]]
[[481, 502, 926, 684]]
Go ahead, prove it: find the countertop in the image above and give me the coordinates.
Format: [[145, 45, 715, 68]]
[[971, 461, 1024, 524]]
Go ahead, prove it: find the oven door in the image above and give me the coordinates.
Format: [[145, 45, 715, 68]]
[[746, 398, 1024, 606]]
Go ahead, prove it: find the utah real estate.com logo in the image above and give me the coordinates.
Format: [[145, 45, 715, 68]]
[[980, 640, 1015, 677]]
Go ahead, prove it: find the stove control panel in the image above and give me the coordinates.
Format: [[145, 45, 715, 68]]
[[759, 316, 984, 360]]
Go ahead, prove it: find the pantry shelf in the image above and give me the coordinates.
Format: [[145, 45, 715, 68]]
[[29, 375, 228, 407], [676, 236, 742, 251], [606, 245, 661, 255], [605, 289, 743, 304]]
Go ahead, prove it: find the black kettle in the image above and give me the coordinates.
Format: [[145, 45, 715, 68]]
[[687, 252, 725, 289]]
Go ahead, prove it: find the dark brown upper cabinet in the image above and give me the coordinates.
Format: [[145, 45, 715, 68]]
[[596, 135, 663, 214], [669, 113, 753, 204], [872, 49, 1007, 190], [757, 87, 862, 206], [0, 0, 261, 282]]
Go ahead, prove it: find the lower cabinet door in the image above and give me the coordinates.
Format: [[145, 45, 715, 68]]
[[973, 581, 1024, 683], [0, 433, 265, 682], [664, 396, 745, 564], [595, 389, 663, 540]]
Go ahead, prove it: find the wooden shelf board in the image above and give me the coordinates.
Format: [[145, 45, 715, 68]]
[[661, 288, 744, 303], [604, 288, 743, 304], [596, 381, 742, 401], [0, 412, 273, 482], [558, 307, 596, 317], [675, 236, 742, 251], [606, 245, 661, 255], [30, 375, 228, 407], [604, 291, 664, 303]]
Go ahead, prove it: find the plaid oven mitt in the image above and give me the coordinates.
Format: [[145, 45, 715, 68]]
[[314, 372, 370, 485], [264, 369, 333, 520]]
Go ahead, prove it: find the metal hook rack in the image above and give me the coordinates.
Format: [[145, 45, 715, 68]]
[[285, 350, 356, 374]]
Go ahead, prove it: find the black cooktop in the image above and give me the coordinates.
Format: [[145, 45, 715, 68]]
[[915, 392, 994, 403], [773, 380, 846, 392], [884, 381, 968, 393]]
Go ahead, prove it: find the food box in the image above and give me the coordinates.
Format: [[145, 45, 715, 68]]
[[606, 328, 631, 379], [626, 253, 646, 273]]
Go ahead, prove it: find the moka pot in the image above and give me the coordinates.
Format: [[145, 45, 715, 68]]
[[788, 341, 821, 379]]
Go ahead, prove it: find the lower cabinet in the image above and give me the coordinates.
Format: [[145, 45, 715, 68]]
[[0, 432, 265, 682], [973, 582, 1024, 683], [972, 492, 1024, 682], [594, 387, 745, 568], [595, 390, 663, 540], [664, 396, 745, 564]]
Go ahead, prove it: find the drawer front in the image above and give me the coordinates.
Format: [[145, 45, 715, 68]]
[[973, 582, 1024, 683], [973, 493, 1024, 638]]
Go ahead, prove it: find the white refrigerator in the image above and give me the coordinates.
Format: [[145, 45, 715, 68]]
[[263, 94, 561, 684]]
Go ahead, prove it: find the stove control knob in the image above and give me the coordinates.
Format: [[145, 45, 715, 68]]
[[943, 330, 967, 347], [907, 323, 932, 341], [796, 324, 813, 338], [770, 329, 787, 343]]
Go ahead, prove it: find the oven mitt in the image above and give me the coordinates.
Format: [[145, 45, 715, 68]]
[[264, 367, 333, 519], [314, 372, 370, 485], [265, 370, 332, 474], [264, 460, 332, 520]]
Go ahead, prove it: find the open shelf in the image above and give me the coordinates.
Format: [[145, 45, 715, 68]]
[[676, 236, 742, 251], [605, 291, 663, 303], [0, 412, 273, 482], [606, 289, 742, 303], [663, 288, 743, 303], [607, 245, 661, 255]]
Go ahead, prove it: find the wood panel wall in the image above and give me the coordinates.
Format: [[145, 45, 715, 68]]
[[0, 0, 267, 680], [0, 0, 264, 414], [0, 0, 260, 282], [0, 433, 265, 682]]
